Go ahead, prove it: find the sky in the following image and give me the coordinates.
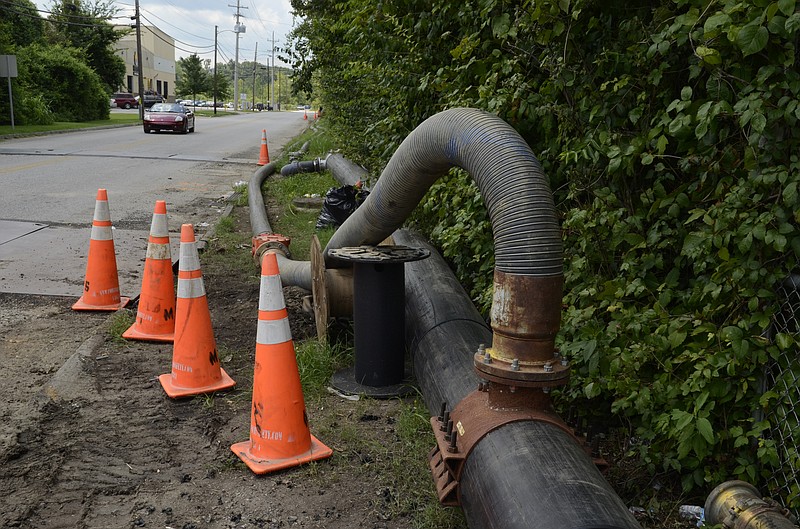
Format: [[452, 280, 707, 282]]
[[31, 0, 299, 67]]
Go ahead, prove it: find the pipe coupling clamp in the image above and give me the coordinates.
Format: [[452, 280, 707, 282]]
[[252, 233, 292, 263]]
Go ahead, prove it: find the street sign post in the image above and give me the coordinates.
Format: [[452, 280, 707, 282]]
[[0, 55, 18, 129]]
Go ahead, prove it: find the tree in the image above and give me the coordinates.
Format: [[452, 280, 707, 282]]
[[0, 0, 45, 49], [45, 0, 126, 93], [0, 0, 50, 125], [176, 55, 210, 101], [211, 71, 231, 102], [19, 43, 109, 121]]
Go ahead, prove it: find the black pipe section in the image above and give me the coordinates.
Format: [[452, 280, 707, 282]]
[[395, 229, 642, 529], [280, 157, 326, 176]]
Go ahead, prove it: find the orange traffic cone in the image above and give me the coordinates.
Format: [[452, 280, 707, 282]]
[[159, 224, 235, 398], [123, 200, 176, 342], [257, 129, 270, 166], [72, 189, 130, 311], [231, 252, 332, 474], [303, 109, 307, 120]]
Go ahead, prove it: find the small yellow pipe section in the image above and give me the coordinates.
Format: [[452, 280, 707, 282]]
[[704, 480, 797, 529]]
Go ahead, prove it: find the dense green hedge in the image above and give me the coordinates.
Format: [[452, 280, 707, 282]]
[[287, 0, 800, 501]]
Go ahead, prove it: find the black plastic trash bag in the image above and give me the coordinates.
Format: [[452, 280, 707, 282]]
[[315, 183, 369, 230]]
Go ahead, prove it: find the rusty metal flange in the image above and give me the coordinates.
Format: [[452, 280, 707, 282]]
[[252, 233, 291, 258], [428, 385, 607, 506], [474, 348, 570, 388]]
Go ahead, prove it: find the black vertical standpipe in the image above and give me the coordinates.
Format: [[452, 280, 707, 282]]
[[352, 261, 405, 386], [328, 245, 430, 398]]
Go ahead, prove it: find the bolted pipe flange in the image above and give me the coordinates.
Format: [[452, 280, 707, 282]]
[[474, 349, 570, 388], [252, 233, 292, 261]]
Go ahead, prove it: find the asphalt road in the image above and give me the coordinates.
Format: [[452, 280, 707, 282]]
[[0, 110, 310, 297]]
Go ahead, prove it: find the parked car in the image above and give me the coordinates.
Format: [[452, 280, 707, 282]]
[[143, 103, 195, 134], [138, 91, 164, 109], [111, 92, 138, 109]]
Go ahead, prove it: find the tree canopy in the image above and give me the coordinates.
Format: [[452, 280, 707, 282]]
[[0, 0, 124, 124], [176, 54, 211, 101]]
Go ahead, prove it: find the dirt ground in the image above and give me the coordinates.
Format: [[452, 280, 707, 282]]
[[0, 196, 438, 529]]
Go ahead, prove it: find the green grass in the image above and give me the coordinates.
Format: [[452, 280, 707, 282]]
[[0, 113, 140, 137], [107, 308, 136, 344], [295, 340, 353, 398]]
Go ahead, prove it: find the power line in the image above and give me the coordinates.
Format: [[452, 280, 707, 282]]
[[139, 7, 214, 44], [0, 0, 126, 28], [137, 15, 213, 56]]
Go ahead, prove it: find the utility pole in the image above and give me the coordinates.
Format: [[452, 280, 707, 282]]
[[228, 0, 247, 111], [213, 25, 218, 115], [133, 0, 145, 120], [270, 31, 275, 110], [252, 42, 257, 111]]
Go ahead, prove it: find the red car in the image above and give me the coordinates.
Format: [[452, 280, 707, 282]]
[[112, 92, 138, 109], [143, 103, 195, 134]]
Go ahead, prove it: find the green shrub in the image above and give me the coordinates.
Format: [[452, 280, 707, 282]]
[[289, 0, 800, 501]]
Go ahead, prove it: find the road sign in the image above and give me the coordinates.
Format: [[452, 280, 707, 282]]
[[0, 55, 17, 77], [0, 55, 17, 129]]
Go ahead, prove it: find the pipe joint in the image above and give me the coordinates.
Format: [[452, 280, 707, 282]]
[[474, 271, 568, 386], [705, 480, 797, 529], [428, 384, 606, 506], [252, 233, 292, 264]]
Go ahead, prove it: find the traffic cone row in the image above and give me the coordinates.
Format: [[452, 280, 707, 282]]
[[73, 189, 330, 475]]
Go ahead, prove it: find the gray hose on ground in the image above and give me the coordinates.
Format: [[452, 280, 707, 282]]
[[248, 161, 313, 291], [250, 152, 369, 290], [324, 108, 562, 277], [249, 163, 276, 236]]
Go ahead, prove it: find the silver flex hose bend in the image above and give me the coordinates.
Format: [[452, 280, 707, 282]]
[[324, 107, 562, 276], [325, 107, 564, 366]]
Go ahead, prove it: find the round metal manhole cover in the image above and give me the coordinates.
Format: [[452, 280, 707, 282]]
[[328, 245, 430, 264]]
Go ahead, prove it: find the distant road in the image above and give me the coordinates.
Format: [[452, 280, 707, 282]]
[[0, 110, 310, 296]]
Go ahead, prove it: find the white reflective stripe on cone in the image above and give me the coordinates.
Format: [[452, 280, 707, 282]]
[[179, 243, 200, 271], [91, 225, 113, 241], [146, 241, 171, 260], [259, 275, 286, 311], [256, 318, 292, 345], [177, 277, 205, 299], [94, 202, 111, 222], [150, 214, 168, 237]]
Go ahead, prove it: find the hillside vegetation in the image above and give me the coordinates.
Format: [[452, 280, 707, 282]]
[[285, 0, 800, 505]]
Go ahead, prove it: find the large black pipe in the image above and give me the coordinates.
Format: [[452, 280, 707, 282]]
[[395, 230, 641, 529]]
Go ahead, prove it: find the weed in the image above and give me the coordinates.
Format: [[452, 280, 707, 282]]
[[231, 181, 249, 207], [200, 393, 215, 409], [295, 340, 353, 399], [215, 215, 235, 236], [107, 309, 136, 343]]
